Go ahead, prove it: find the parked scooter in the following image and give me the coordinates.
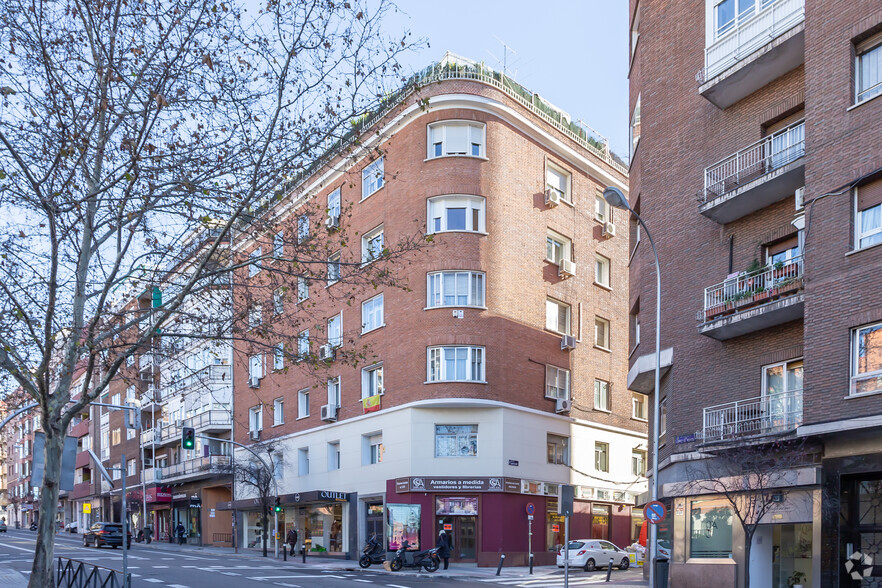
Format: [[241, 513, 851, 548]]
[[359, 534, 385, 569], [390, 539, 440, 572], [29, 522, 37, 531]]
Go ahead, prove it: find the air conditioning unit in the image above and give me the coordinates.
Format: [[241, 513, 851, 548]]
[[795, 186, 805, 210], [320, 404, 338, 422], [558, 259, 576, 278], [325, 215, 340, 230], [603, 222, 616, 237], [544, 188, 561, 207], [139, 373, 153, 382], [555, 398, 572, 414], [560, 335, 577, 351], [249, 429, 261, 441], [248, 376, 261, 388], [318, 344, 335, 361], [143, 458, 153, 468]]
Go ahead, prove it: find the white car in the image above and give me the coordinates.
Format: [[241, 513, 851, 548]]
[[556, 539, 631, 571]]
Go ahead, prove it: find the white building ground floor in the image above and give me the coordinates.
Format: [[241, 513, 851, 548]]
[[226, 400, 648, 565]]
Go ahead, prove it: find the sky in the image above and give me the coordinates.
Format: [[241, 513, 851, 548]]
[[385, 1, 630, 162]]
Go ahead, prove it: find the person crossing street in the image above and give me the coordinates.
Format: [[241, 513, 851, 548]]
[[286, 527, 298, 556]]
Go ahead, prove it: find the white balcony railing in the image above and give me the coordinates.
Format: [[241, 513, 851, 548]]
[[160, 455, 230, 481], [704, 255, 803, 316], [162, 364, 231, 399], [700, 0, 805, 83], [702, 388, 803, 441], [701, 120, 804, 203], [184, 409, 232, 431]]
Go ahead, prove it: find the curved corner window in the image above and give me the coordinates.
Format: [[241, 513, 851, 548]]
[[428, 122, 485, 159], [427, 346, 485, 383], [427, 195, 485, 234], [427, 271, 485, 308]]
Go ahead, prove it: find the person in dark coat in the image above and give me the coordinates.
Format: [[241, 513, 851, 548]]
[[175, 522, 186, 545], [437, 530, 451, 570], [286, 527, 299, 556]]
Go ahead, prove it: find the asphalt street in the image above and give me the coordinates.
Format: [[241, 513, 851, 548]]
[[0, 529, 647, 587]]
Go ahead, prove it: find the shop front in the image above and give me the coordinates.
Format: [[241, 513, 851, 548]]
[[171, 489, 203, 545]]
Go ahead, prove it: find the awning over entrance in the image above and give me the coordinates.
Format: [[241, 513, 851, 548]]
[[217, 490, 353, 511]]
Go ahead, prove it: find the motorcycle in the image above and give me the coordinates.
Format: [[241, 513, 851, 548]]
[[390, 539, 440, 573], [358, 534, 385, 569], [29, 522, 37, 531]]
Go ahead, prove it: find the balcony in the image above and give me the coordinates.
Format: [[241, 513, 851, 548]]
[[701, 388, 803, 443], [143, 467, 162, 484], [140, 428, 156, 446], [699, 120, 804, 223], [698, 0, 805, 108], [138, 352, 159, 373], [161, 365, 231, 400], [70, 481, 94, 500], [159, 455, 230, 483], [140, 385, 160, 413], [699, 256, 804, 340], [183, 410, 232, 434]]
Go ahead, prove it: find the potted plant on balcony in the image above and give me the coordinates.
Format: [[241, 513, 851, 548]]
[[788, 570, 806, 588]]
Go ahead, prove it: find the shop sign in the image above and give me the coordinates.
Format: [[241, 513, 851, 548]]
[[319, 491, 346, 501], [386, 504, 421, 551], [398, 477, 515, 493], [83, 503, 91, 514], [443, 524, 452, 531], [172, 493, 187, 501], [209, 509, 216, 518], [147, 487, 172, 503], [551, 524, 560, 533], [435, 497, 478, 516]]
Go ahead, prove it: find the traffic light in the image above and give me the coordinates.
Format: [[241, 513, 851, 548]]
[[273, 497, 282, 513], [181, 427, 196, 450]]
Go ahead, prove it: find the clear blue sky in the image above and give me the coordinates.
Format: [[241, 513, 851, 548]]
[[386, 1, 630, 162]]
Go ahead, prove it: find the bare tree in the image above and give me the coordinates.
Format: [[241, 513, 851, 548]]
[[220, 442, 279, 558], [0, 0, 423, 584]]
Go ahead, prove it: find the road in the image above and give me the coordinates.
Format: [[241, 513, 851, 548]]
[[0, 529, 646, 587]]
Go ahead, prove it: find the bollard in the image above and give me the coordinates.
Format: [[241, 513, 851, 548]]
[[301, 544, 306, 564], [283, 543, 287, 562], [496, 554, 506, 576], [529, 553, 534, 575], [606, 558, 614, 582]]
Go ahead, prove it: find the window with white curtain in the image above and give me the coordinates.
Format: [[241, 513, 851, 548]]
[[362, 294, 384, 333], [427, 346, 485, 382], [427, 271, 485, 308], [427, 195, 485, 234], [435, 425, 478, 457], [428, 122, 485, 158], [545, 365, 570, 400], [327, 314, 342, 348]]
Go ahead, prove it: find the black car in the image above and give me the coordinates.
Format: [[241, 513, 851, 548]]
[[0, 521, 7, 532], [82, 522, 132, 549]]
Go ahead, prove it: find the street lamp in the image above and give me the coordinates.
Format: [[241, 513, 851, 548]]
[[603, 186, 662, 588]]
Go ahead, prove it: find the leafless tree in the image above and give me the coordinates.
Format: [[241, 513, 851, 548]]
[[220, 442, 280, 558], [0, 0, 423, 584]]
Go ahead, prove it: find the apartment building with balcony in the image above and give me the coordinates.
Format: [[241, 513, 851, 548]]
[[5, 406, 40, 528], [628, 0, 882, 586], [225, 53, 646, 566]]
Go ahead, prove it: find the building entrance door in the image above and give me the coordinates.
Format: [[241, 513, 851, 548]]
[[437, 516, 477, 562]]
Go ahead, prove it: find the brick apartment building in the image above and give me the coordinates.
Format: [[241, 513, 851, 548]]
[[628, 0, 882, 586], [224, 53, 647, 566]]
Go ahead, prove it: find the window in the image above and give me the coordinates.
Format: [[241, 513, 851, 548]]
[[112, 428, 121, 445], [427, 271, 485, 308], [126, 354, 134, 367], [545, 163, 571, 202], [362, 294, 384, 333], [547, 434, 569, 465], [364, 433, 383, 465], [545, 298, 571, 335], [361, 364, 384, 400], [273, 232, 284, 259], [546, 231, 572, 265], [248, 354, 263, 380], [630, 94, 641, 159], [297, 215, 310, 243], [273, 397, 284, 426], [852, 322, 882, 396], [328, 187, 341, 221], [595, 317, 610, 349], [595, 442, 609, 472], [100, 427, 109, 459], [427, 195, 485, 234], [545, 365, 571, 400], [631, 310, 641, 349], [632, 451, 646, 476], [273, 343, 284, 371], [297, 389, 309, 418], [690, 498, 733, 558], [249, 305, 262, 329], [297, 330, 309, 360], [856, 180, 882, 249], [248, 247, 262, 276], [857, 32, 882, 103], [362, 225, 384, 263], [113, 467, 121, 480], [595, 254, 610, 287], [427, 346, 485, 382], [328, 251, 341, 284], [249, 406, 263, 432], [127, 459, 137, 477], [297, 277, 309, 303], [127, 428, 135, 441], [763, 358, 804, 397], [327, 377, 341, 408], [362, 157, 384, 199], [298, 448, 309, 475], [112, 393, 120, 407], [594, 379, 611, 411], [328, 314, 342, 348], [428, 121, 485, 158], [630, 2, 640, 59], [435, 425, 478, 457], [633, 393, 647, 420], [595, 194, 609, 223], [328, 442, 341, 470], [660, 397, 667, 437], [273, 288, 284, 315], [126, 386, 135, 401]]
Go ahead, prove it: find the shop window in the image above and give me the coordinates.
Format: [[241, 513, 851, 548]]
[[689, 498, 733, 558], [435, 425, 478, 457], [547, 434, 569, 465]]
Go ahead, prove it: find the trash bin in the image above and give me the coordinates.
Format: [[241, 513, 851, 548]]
[[655, 558, 670, 588]]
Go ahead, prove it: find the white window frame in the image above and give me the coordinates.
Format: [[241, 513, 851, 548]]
[[632, 451, 646, 476], [273, 288, 284, 315], [660, 397, 667, 437], [362, 157, 384, 199], [328, 314, 342, 348], [273, 343, 284, 371], [362, 225, 384, 264], [249, 305, 262, 329], [630, 94, 641, 159], [545, 162, 572, 203], [546, 231, 572, 265], [298, 448, 309, 476], [328, 442, 341, 470], [632, 393, 648, 421], [427, 346, 485, 383], [273, 397, 284, 426], [249, 405, 263, 432], [297, 277, 309, 303], [595, 194, 609, 223], [545, 298, 572, 335], [852, 321, 882, 396], [327, 377, 341, 408], [427, 121, 486, 159], [328, 187, 341, 220], [545, 365, 571, 401], [297, 330, 309, 360], [361, 363, 384, 400], [361, 294, 385, 333], [273, 232, 284, 259], [856, 198, 882, 250], [595, 316, 610, 350], [434, 424, 478, 457], [595, 441, 609, 472], [594, 379, 611, 412], [297, 215, 310, 244], [427, 195, 486, 234], [249, 247, 262, 277], [426, 271, 485, 309], [363, 433, 383, 465], [297, 389, 310, 419], [595, 254, 611, 288], [328, 251, 341, 285], [248, 354, 263, 380], [547, 434, 570, 465]]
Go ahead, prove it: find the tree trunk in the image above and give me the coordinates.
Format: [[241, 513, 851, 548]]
[[743, 531, 753, 588], [30, 428, 63, 588], [261, 509, 268, 557]]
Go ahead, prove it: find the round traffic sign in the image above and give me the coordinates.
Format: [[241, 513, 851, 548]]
[[526, 502, 536, 516], [644, 501, 666, 524]]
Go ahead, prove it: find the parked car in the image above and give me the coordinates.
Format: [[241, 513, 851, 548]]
[[556, 539, 631, 571], [82, 522, 131, 549], [65, 521, 78, 533], [0, 521, 7, 532]]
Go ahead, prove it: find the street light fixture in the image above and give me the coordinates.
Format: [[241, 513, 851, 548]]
[[603, 186, 663, 588]]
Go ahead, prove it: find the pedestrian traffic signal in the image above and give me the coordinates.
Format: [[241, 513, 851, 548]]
[[181, 427, 196, 450], [273, 498, 282, 513]]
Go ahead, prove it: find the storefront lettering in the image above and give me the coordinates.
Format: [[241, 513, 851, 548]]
[[397, 476, 525, 493], [319, 491, 347, 500]]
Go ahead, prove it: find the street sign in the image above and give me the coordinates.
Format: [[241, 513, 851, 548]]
[[525, 502, 535, 516], [552, 524, 560, 533], [644, 501, 667, 524], [527, 515, 533, 521], [83, 503, 91, 514]]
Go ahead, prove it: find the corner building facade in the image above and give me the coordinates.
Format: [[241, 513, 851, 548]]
[[229, 55, 647, 566], [628, 0, 882, 586]]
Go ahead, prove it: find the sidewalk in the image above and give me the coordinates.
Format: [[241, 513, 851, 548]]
[[0, 568, 27, 588]]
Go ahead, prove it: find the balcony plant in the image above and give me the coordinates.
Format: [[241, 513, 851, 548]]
[[788, 570, 806, 588]]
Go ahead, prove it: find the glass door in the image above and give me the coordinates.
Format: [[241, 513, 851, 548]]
[[762, 360, 803, 430], [436, 516, 477, 562]]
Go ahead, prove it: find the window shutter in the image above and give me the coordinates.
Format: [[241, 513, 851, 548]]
[[546, 167, 566, 192], [858, 178, 882, 211], [766, 235, 799, 256], [445, 125, 468, 154]]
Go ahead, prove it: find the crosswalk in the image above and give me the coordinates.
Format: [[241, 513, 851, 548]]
[[477, 572, 645, 587]]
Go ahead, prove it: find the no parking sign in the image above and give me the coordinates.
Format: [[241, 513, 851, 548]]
[[643, 501, 666, 524]]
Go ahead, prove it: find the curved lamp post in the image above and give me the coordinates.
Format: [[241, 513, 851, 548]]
[[603, 186, 662, 588]]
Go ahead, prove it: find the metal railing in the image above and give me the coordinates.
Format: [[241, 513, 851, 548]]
[[160, 455, 230, 481], [162, 364, 231, 398], [702, 388, 803, 441], [138, 353, 158, 372], [57, 557, 130, 588], [699, 0, 805, 83], [701, 120, 804, 203], [184, 409, 232, 431], [704, 255, 803, 313], [143, 468, 161, 483]]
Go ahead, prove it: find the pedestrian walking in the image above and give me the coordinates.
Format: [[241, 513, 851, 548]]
[[437, 529, 451, 570], [286, 527, 298, 556], [175, 522, 186, 546]]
